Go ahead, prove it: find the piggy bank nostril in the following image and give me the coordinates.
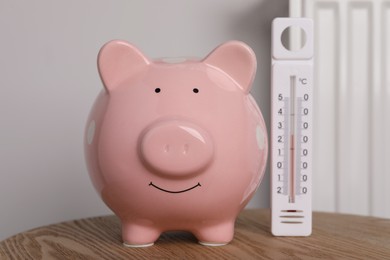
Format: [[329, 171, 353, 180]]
[[183, 144, 189, 154], [164, 144, 170, 153]]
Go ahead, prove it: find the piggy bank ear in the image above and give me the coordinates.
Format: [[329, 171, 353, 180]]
[[98, 40, 150, 93], [203, 41, 256, 94]]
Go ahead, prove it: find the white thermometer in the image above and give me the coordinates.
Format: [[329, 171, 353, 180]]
[[271, 18, 313, 236]]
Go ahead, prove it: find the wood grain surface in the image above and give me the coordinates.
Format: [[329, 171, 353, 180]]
[[1, 209, 389, 259]]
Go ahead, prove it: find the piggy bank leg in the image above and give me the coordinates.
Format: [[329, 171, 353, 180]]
[[121, 223, 161, 247], [194, 221, 235, 246]]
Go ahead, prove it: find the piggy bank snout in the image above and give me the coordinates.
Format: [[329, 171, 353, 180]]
[[140, 120, 214, 177]]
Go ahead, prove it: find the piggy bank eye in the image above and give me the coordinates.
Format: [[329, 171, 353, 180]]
[[155, 88, 161, 93], [193, 88, 199, 94]]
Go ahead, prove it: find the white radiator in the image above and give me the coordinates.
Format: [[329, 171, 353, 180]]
[[290, 0, 390, 217]]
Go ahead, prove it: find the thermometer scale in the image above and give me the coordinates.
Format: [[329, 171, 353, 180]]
[[271, 18, 313, 236]]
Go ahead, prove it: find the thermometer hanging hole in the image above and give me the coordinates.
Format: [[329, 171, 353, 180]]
[[281, 26, 307, 52]]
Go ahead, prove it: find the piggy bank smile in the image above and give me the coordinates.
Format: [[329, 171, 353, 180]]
[[149, 181, 201, 194]]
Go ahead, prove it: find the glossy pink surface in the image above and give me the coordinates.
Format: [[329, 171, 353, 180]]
[[84, 40, 268, 247]]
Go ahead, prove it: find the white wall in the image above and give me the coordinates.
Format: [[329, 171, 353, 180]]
[[0, 0, 288, 240]]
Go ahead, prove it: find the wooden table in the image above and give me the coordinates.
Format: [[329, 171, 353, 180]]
[[1, 209, 389, 259]]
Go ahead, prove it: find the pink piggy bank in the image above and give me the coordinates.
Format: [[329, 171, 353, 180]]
[[84, 40, 268, 247]]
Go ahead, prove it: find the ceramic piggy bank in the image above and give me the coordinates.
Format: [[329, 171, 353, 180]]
[[84, 40, 268, 247]]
